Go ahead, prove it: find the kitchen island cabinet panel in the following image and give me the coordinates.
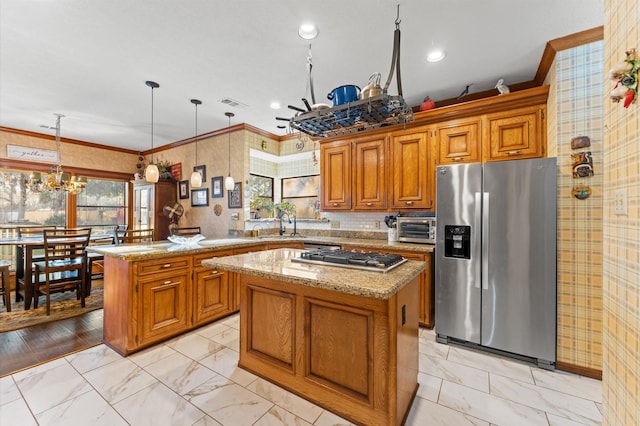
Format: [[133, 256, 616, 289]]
[[138, 268, 190, 346], [193, 251, 233, 326], [236, 272, 419, 426]]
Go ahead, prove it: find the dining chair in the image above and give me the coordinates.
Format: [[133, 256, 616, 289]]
[[112, 224, 129, 245], [15, 226, 57, 304], [0, 260, 11, 312], [86, 227, 119, 285], [32, 228, 91, 315], [170, 226, 202, 237], [120, 228, 154, 244]]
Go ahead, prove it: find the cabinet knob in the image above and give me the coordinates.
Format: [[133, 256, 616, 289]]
[[163, 263, 171, 268], [332, 203, 339, 207], [405, 201, 414, 206], [366, 202, 373, 206], [163, 280, 172, 285], [452, 157, 463, 162], [507, 150, 522, 156]]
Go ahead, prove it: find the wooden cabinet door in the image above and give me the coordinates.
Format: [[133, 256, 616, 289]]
[[483, 105, 545, 162], [435, 118, 481, 164], [353, 135, 387, 210], [320, 141, 351, 210], [138, 269, 190, 345], [193, 267, 229, 325], [390, 130, 433, 210]]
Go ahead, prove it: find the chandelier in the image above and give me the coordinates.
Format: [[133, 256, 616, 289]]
[[25, 113, 87, 195]]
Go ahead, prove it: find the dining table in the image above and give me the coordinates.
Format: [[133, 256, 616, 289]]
[[0, 233, 114, 310]]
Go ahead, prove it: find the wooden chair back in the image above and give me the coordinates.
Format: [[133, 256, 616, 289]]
[[33, 228, 91, 315], [120, 228, 154, 244], [171, 226, 202, 237]]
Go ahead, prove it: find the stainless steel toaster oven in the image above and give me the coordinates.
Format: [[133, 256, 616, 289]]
[[396, 213, 436, 244]]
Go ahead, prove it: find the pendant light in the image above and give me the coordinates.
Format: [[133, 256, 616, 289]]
[[145, 80, 160, 183], [224, 112, 235, 191], [189, 99, 203, 188]]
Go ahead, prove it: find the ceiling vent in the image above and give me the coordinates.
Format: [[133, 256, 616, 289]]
[[219, 97, 248, 109]]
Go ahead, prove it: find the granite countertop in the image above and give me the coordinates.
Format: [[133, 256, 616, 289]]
[[86, 235, 434, 261], [202, 248, 426, 300]]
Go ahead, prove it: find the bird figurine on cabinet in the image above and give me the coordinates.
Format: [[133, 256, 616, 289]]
[[420, 96, 436, 111], [495, 78, 510, 95], [457, 83, 473, 99]]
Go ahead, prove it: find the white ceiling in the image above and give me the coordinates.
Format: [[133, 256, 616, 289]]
[[0, 0, 603, 152]]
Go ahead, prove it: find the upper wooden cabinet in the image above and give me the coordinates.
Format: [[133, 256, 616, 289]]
[[390, 129, 433, 210], [320, 141, 351, 210], [483, 104, 546, 162], [434, 118, 482, 164], [353, 135, 387, 210]]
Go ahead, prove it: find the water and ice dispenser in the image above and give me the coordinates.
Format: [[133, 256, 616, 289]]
[[444, 225, 471, 259]]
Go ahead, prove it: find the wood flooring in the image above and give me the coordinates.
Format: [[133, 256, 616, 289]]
[[0, 309, 103, 377]]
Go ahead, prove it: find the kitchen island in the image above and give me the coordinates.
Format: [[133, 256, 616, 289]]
[[202, 248, 425, 426]]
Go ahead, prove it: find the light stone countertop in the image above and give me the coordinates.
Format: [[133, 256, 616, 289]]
[[86, 236, 434, 262], [202, 248, 426, 300]]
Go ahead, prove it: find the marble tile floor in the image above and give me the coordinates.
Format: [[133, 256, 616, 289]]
[[1, 313, 603, 426]]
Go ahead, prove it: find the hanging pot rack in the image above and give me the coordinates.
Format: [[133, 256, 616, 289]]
[[285, 5, 413, 138]]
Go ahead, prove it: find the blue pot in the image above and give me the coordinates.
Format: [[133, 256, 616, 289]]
[[327, 85, 361, 106]]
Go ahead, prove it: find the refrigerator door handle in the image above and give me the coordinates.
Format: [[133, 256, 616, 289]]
[[474, 192, 482, 289], [482, 192, 489, 290]]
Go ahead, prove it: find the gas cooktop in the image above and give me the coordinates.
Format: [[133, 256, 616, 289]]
[[292, 248, 407, 273]]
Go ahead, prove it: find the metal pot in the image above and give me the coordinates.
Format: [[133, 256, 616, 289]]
[[327, 85, 361, 106], [361, 73, 382, 99]]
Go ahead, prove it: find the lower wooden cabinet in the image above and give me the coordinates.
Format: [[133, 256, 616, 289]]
[[193, 251, 233, 326], [103, 250, 238, 355], [138, 268, 190, 346]]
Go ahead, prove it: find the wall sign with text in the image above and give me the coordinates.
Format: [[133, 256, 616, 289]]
[[7, 145, 59, 163]]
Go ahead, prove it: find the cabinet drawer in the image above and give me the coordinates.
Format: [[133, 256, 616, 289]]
[[137, 256, 191, 276]]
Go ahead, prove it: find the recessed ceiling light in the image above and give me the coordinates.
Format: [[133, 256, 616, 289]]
[[427, 49, 446, 62], [298, 23, 318, 40], [270, 101, 281, 110]]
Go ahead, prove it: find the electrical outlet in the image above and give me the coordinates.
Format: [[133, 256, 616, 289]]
[[330, 220, 340, 229], [614, 188, 627, 215], [374, 220, 380, 229]]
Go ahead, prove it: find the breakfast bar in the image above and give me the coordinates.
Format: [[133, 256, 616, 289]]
[[202, 248, 425, 426]]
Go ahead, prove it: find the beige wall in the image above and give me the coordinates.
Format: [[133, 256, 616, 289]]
[[0, 129, 139, 175], [603, 1, 640, 424], [547, 41, 605, 371]]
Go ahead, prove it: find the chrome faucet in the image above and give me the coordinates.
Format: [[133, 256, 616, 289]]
[[279, 212, 291, 236]]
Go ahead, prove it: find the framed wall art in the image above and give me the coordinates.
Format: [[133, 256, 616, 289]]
[[191, 188, 209, 207], [228, 182, 242, 208], [193, 165, 206, 182], [211, 176, 223, 198], [179, 180, 189, 199]]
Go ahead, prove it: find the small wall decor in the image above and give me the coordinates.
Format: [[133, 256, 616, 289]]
[[214, 204, 223, 216], [228, 182, 242, 208], [193, 165, 206, 182], [571, 152, 594, 178], [191, 188, 209, 207], [572, 186, 592, 200], [211, 176, 223, 198], [171, 163, 182, 180], [608, 48, 639, 108], [179, 180, 189, 199], [570, 136, 591, 150]]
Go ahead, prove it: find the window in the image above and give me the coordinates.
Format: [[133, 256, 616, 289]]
[[249, 174, 274, 217], [0, 170, 67, 264], [76, 178, 128, 235], [281, 175, 320, 219]]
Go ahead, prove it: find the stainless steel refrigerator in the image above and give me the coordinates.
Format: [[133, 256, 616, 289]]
[[435, 158, 557, 369]]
